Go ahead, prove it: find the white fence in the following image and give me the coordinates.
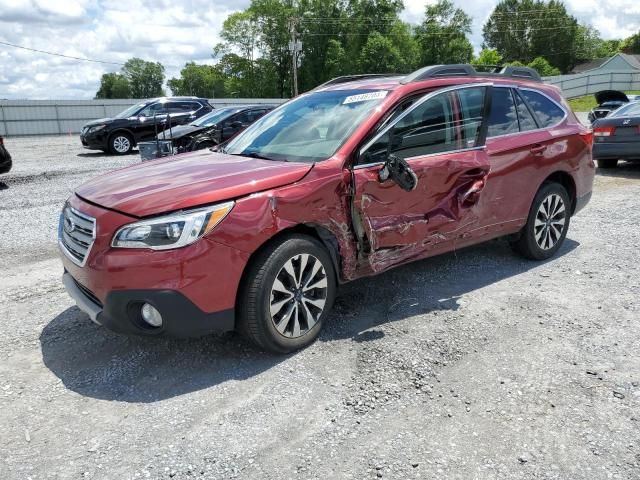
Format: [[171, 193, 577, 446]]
[[544, 70, 640, 99], [0, 98, 288, 136], [5, 71, 640, 136]]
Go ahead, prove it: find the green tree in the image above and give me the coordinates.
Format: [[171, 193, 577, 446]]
[[121, 58, 165, 98], [324, 39, 347, 78], [416, 0, 474, 66], [600, 39, 623, 57], [358, 32, 405, 73], [95, 72, 131, 99], [527, 56, 561, 76], [483, 0, 579, 73], [472, 49, 503, 67], [168, 63, 225, 98], [621, 32, 640, 54]]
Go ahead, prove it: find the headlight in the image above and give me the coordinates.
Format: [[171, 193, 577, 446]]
[[87, 125, 106, 134], [112, 202, 234, 250]]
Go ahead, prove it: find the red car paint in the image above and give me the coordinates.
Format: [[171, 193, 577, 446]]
[[61, 75, 594, 332]]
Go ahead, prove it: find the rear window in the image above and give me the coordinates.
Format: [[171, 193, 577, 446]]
[[519, 90, 565, 128], [611, 102, 640, 117]]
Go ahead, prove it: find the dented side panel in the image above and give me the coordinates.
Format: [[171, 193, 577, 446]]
[[210, 159, 361, 281], [353, 149, 491, 272]]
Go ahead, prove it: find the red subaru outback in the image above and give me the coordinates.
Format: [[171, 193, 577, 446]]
[[59, 65, 594, 353]]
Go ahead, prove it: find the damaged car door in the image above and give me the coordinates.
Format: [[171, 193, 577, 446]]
[[352, 84, 492, 271]]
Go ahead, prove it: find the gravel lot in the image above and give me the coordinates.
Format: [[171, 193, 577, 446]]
[[1, 135, 639, 479]]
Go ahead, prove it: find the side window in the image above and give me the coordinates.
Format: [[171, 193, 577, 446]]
[[455, 87, 486, 148], [234, 111, 252, 124], [487, 87, 518, 137], [519, 90, 565, 128], [514, 91, 538, 131], [249, 109, 267, 121], [167, 102, 197, 113], [360, 90, 457, 164], [139, 103, 166, 117]]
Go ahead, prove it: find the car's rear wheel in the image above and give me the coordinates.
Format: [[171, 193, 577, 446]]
[[597, 158, 618, 169], [238, 234, 336, 353], [511, 182, 571, 261], [109, 133, 133, 155]]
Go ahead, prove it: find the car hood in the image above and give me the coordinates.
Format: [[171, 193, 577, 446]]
[[83, 118, 114, 127], [75, 150, 313, 217], [595, 90, 629, 105], [156, 124, 204, 140]]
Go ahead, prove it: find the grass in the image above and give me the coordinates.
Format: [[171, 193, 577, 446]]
[[568, 90, 640, 112]]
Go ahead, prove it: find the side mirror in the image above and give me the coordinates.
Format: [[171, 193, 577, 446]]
[[230, 121, 243, 129], [378, 154, 418, 192]]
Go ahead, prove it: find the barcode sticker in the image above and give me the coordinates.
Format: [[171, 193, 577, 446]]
[[343, 91, 388, 105]]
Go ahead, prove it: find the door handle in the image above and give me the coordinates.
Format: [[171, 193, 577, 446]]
[[530, 144, 546, 155]]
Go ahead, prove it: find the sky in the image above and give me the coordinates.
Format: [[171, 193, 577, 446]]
[[0, 0, 638, 99]]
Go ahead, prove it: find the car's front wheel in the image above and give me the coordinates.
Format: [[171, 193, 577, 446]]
[[238, 234, 336, 353], [109, 133, 133, 155], [511, 182, 571, 261], [597, 158, 618, 169]]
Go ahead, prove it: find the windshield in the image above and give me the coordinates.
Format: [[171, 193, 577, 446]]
[[192, 108, 241, 127], [611, 102, 640, 117], [223, 89, 388, 162], [114, 103, 147, 119]]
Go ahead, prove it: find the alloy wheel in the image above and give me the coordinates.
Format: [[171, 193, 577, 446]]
[[113, 136, 131, 153], [534, 193, 566, 250], [269, 253, 328, 338]]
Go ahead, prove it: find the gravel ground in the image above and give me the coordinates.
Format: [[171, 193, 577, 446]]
[[1, 135, 639, 479]]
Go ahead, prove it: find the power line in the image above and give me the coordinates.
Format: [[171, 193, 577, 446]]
[[0, 40, 183, 69], [0, 40, 126, 66]]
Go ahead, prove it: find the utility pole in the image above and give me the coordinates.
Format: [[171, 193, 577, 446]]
[[289, 17, 302, 97]]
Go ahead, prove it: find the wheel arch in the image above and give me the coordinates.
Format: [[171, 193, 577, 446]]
[[108, 128, 136, 146], [541, 170, 577, 214], [234, 224, 343, 315]]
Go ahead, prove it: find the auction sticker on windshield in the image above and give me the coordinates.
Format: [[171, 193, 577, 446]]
[[343, 91, 388, 104]]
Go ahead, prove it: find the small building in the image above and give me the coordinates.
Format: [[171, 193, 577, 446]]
[[570, 53, 640, 75]]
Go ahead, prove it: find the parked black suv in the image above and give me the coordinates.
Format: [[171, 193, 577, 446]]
[[0, 136, 11, 174], [80, 97, 213, 155]]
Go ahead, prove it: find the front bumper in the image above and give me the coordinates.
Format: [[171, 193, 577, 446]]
[[593, 142, 640, 160], [80, 131, 109, 150], [62, 272, 234, 336], [59, 195, 250, 337]]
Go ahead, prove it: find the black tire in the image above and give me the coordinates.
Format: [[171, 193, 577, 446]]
[[238, 234, 337, 354], [511, 182, 571, 261], [597, 158, 618, 169], [109, 132, 133, 155]]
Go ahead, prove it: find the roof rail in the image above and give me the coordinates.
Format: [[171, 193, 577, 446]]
[[498, 66, 542, 81], [316, 74, 398, 89], [400, 64, 542, 84]]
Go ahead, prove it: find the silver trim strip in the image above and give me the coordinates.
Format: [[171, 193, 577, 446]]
[[62, 273, 102, 324]]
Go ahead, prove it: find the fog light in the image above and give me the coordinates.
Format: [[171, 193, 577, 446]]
[[141, 303, 162, 327]]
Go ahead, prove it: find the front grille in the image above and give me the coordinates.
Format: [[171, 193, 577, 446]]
[[59, 206, 96, 267], [73, 277, 103, 307]]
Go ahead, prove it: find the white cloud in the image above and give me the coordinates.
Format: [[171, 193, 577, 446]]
[[0, 0, 638, 99]]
